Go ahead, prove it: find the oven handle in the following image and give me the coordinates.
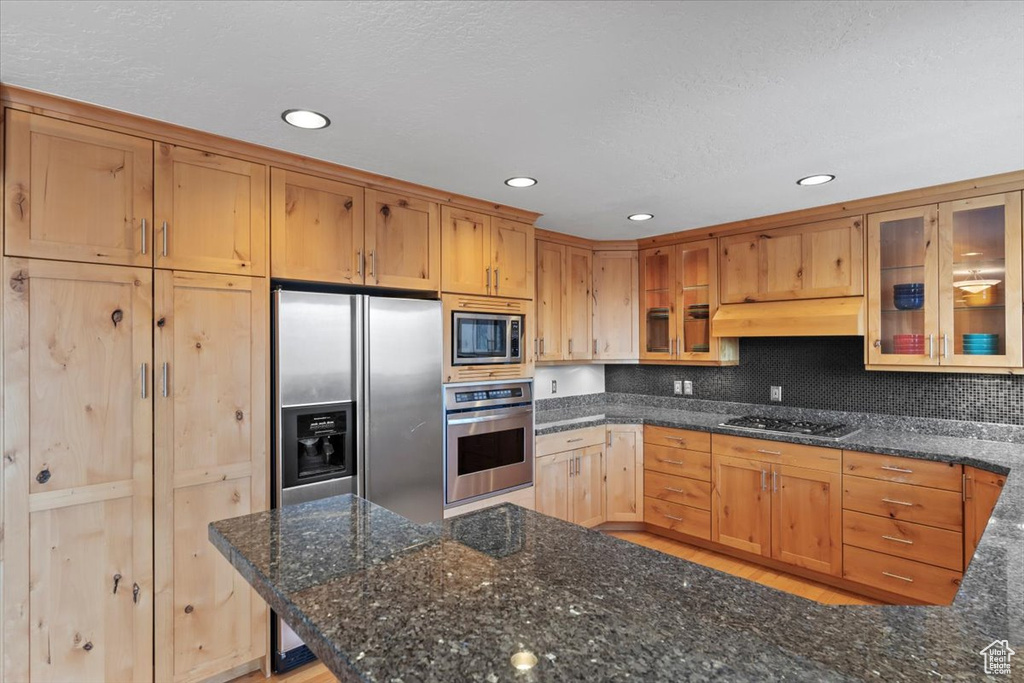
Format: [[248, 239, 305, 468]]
[[446, 408, 533, 426]]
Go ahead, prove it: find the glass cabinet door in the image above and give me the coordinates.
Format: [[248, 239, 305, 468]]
[[676, 239, 716, 359], [640, 247, 675, 360], [867, 206, 940, 365], [939, 192, 1022, 367]]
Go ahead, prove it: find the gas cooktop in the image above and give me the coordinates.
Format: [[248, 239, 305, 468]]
[[720, 415, 859, 440]]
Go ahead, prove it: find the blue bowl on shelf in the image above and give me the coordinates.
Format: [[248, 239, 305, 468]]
[[893, 283, 925, 291], [893, 294, 924, 310], [963, 333, 998, 340]]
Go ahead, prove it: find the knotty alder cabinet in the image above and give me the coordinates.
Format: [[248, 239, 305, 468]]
[[440, 207, 534, 299]]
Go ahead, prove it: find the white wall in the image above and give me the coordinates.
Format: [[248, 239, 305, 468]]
[[534, 365, 605, 399]]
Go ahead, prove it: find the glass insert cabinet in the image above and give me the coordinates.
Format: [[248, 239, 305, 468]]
[[640, 238, 737, 363], [867, 192, 1022, 368]]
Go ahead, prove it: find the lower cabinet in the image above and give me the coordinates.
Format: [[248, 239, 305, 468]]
[[536, 445, 605, 527], [605, 425, 644, 522], [643, 426, 712, 539]]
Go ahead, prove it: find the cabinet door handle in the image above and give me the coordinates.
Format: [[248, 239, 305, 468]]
[[606, 431, 612, 446], [161, 221, 168, 257], [141, 363, 149, 399], [141, 218, 148, 255], [540, 338, 545, 355], [534, 338, 539, 356], [760, 469, 767, 491], [882, 497, 914, 507], [928, 334, 934, 359], [569, 338, 573, 355], [494, 268, 499, 293], [756, 449, 782, 455], [161, 362, 169, 398], [593, 339, 598, 355], [942, 334, 949, 358], [963, 472, 970, 502], [880, 465, 913, 473], [882, 535, 914, 545], [881, 571, 914, 583], [663, 514, 685, 522], [369, 250, 376, 278], [485, 267, 491, 293], [772, 469, 778, 492], [576, 457, 580, 476], [357, 250, 363, 278]]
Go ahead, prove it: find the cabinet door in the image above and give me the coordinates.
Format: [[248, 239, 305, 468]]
[[154, 144, 267, 276], [491, 217, 534, 299], [565, 247, 593, 360], [572, 445, 605, 528], [605, 427, 643, 522], [964, 466, 1006, 568], [719, 234, 760, 304], [867, 205, 940, 365], [364, 189, 440, 291], [593, 250, 639, 360], [771, 465, 842, 576], [639, 247, 676, 360], [676, 239, 719, 360], [441, 206, 491, 295], [154, 271, 268, 683], [5, 111, 153, 267], [536, 241, 566, 361], [711, 455, 771, 556], [3, 258, 153, 683], [938, 192, 1023, 368], [535, 452, 572, 522], [270, 168, 364, 284]]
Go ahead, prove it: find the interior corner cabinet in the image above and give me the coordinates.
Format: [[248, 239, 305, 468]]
[[866, 192, 1023, 370], [640, 239, 737, 364], [535, 241, 593, 361], [3, 258, 155, 683], [592, 250, 640, 360], [719, 216, 864, 303], [441, 208, 534, 299], [154, 144, 267, 276], [363, 189, 441, 291], [604, 425, 644, 522], [4, 110, 154, 267]]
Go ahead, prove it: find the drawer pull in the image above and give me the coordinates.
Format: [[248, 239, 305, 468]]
[[667, 436, 688, 443], [658, 458, 686, 465], [566, 438, 584, 443], [881, 571, 914, 583], [663, 514, 685, 522], [881, 465, 913, 473], [756, 449, 782, 455], [664, 487, 686, 493], [882, 535, 914, 545], [882, 498, 914, 507]]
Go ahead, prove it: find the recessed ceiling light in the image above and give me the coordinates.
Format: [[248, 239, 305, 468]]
[[281, 109, 330, 129], [504, 177, 537, 188], [628, 213, 654, 221], [796, 174, 836, 186]]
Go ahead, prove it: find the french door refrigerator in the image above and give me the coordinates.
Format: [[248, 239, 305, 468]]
[[272, 289, 443, 670]]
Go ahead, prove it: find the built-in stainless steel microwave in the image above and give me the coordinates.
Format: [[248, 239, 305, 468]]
[[452, 311, 523, 366]]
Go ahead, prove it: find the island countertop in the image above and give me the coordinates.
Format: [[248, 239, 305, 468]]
[[211, 488, 1022, 682]]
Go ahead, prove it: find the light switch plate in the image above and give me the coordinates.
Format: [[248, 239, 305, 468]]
[[684, 380, 694, 396], [551, 380, 557, 394], [770, 385, 783, 402], [673, 380, 683, 395]]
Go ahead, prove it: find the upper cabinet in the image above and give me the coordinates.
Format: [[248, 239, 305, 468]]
[[592, 250, 639, 360], [536, 240, 567, 361], [640, 239, 737, 364], [720, 216, 864, 303], [5, 111, 153, 267], [365, 189, 441, 291], [270, 169, 364, 284], [565, 246, 593, 360], [867, 192, 1022, 370], [441, 209, 534, 299], [154, 144, 267, 276]]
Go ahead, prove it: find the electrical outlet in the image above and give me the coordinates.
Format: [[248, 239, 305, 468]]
[[683, 380, 694, 396], [673, 380, 683, 395], [551, 379, 558, 394], [770, 385, 783, 402]]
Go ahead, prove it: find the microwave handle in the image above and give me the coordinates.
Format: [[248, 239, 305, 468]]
[[447, 410, 532, 426]]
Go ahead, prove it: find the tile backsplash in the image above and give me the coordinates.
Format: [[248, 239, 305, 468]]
[[604, 337, 1024, 425]]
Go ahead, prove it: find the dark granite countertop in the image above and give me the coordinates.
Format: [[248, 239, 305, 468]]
[[212, 486, 1023, 682]]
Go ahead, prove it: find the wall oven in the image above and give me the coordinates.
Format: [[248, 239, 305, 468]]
[[444, 381, 533, 506], [452, 311, 523, 366]]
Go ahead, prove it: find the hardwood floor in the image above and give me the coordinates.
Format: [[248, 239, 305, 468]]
[[241, 526, 878, 682]]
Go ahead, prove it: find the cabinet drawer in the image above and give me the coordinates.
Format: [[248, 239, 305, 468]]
[[712, 434, 841, 473], [644, 444, 711, 481], [644, 470, 711, 510], [536, 426, 605, 457], [843, 510, 963, 571], [843, 545, 961, 604], [843, 451, 962, 492], [843, 476, 963, 531], [644, 497, 710, 540], [644, 426, 711, 453]]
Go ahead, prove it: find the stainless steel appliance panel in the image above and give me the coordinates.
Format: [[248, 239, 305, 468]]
[[364, 297, 444, 524], [276, 290, 356, 406]]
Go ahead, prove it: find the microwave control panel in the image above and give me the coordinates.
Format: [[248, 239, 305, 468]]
[[510, 319, 521, 359]]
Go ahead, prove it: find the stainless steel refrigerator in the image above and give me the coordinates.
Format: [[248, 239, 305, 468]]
[[272, 289, 443, 671]]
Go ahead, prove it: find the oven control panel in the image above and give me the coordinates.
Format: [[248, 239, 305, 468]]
[[455, 387, 524, 403]]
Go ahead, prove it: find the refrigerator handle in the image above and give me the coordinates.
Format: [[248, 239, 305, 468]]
[[355, 296, 367, 499]]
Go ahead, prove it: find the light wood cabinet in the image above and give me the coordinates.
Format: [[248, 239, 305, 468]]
[[491, 217, 535, 299], [535, 451, 573, 522], [643, 426, 712, 539], [534, 430, 605, 528], [154, 271, 268, 683], [442, 210, 534, 299], [592, 250, 639, 360], [771, 464, 842, 575], [719, 216, 864, 303], [711, 454, 772, 556], [3, 259, 154, 683], [270, 168, 364, 284], [536, 240, 567, 361], [572, 445, 605, 527], [364, 189, 440, 291], [867, 192, 1023, 370], [604, 425, 643, 522], [963, 466, 1005, 568], [154, 144, 267, 276], [5, 111, 154, 267], [640, 240, 737, 363], [566, 247, 593, 360]]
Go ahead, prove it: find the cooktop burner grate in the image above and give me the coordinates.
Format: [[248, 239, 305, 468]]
[[721, 415, 859, 439]]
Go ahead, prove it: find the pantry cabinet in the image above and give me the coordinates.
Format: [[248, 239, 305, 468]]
[[3, 258, 154, 683], [5, 111, 154, 267], [592, 250, 640, 360], [866, 192, 1022, 370], [441, 209, 534, 299], [364, 189, 441, 291], [154, 144, 267, 276]]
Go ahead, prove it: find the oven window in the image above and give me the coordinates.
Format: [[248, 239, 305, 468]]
[[457, 318, 507, 358], [457, 427, 525, 475]]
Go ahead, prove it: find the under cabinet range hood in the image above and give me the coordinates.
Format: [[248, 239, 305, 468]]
[[712, 297, 865, 337]]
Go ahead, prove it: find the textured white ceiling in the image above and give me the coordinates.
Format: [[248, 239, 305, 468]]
[[1, 1, 1022, 239]]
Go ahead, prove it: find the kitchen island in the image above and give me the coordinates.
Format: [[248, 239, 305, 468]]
[[211, 471, 1020, 682]]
